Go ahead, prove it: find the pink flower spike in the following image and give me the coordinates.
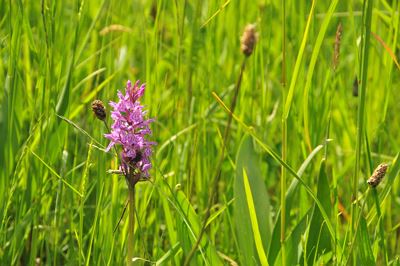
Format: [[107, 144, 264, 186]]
[[105, 80, 156, 183]]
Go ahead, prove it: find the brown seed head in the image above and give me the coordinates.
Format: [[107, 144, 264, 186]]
[[241, 24, 258, 57], [333, 22, 342, 71], [91, 100, 107, 121], [367, 163, 388, 188]]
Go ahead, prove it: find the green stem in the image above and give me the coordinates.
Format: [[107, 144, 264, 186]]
[[281, 119, 287, 265], [127, 184, 135, 266], [281, 0, 287, 264]]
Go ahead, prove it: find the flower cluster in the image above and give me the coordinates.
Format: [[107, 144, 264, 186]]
[[105, 80, 155, 183]]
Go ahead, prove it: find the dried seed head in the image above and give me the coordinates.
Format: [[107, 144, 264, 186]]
[[333, 23, 342, 71], [367, 163, 388, 188], [91, 100, 107, 121], [241, 24, 258, 57]]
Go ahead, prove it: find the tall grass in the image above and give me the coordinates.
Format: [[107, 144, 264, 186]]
[[1, 0, 400, 265]]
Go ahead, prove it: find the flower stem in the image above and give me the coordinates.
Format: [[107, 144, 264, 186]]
[[127, 183, 135, 266]]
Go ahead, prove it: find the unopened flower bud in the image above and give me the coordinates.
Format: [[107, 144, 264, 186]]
[[91, 100, 106, 121], [241, 24, 258, 57]]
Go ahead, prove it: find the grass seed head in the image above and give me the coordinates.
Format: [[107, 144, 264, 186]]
[[241, 24, 258, 57], [367, 163, 388, 188], [333, 22, 342, 71], [91, 100, 107, 121]]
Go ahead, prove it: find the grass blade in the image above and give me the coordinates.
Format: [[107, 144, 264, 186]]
[[242, 168, 269, 266], [283, 0, 316, 119], [305, 159, 331, 264], [302, 0, 339, 150], [30, 150, 82, 197]]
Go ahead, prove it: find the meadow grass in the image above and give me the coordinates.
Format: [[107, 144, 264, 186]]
[[1, 0, 400, 265]]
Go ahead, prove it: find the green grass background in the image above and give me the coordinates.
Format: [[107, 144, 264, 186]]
[[1, 0, 400, 265]]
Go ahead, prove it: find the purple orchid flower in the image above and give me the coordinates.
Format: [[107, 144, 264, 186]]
[[105, 80, 155, 183]]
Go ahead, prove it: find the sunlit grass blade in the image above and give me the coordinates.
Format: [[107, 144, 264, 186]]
[[71, 67, 107, 92], [283, 0, 315, 120], [302, 0, 339, 150], [242, 168, 269, 266], [70, 72, 119, 119], [371, 32, 400, 72], [56, 114, 104, 147], [30, 150, 82, 197], [235, 136, 272, 264], [156, 242, 181, 266], [200, 0, 231, 28]]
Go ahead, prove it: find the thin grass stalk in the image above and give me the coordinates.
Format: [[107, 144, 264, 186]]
[[79, 142, 93, 265], [281, 0, 287, 264], [183, 59, 247, 266], [325, 22, 342, 157], [351, 0, 373, 263], [325, 72, 338, 264], [281, 119, 287, 265]]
